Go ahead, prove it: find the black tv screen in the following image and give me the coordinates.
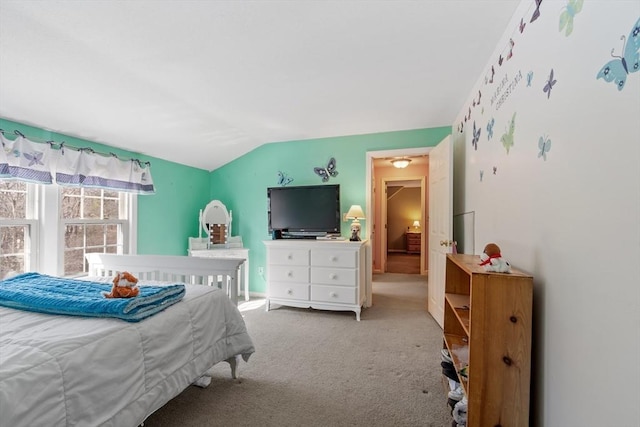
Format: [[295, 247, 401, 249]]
[[267, 184, 340, 235]]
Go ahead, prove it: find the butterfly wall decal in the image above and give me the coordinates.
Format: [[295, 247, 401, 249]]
[[538, 135, 552, 161], [488, 65, 495, 84], [596, 17, 640, 91], [486, 118, 495, 140], [527, 71, 534, 86], [543, 68, 557, 99], [314, 157, 338, 182], [471, 121, 481, 151], [501, 112, 516, 154], [493, 166, 498, 175], [507, 38, 515, 60], [531, 0, 543, 23], [480, 170, 484, 182], [520, 18, 526, 33], [498, 54, 504, 66], [277, 171, 293, 186], [559, 0, 584, 36]]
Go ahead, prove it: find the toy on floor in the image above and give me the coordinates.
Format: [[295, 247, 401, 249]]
[[103, 271, 140, 298], [479, 243, 511, 273]]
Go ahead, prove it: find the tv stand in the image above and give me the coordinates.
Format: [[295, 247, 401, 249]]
[[263, 239, 368, 320]]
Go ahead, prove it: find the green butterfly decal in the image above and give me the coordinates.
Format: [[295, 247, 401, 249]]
[[559, 0, 584, 37], [501, 112, 516, 154]]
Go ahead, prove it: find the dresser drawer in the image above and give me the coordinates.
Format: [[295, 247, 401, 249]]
[[269, 282, 309, 301], [310, 250, 357, 268], [269, 248, 309, 266], [311, 267, 357, 287], [311, 285, 357, 304], [269, 265, 310, 283]]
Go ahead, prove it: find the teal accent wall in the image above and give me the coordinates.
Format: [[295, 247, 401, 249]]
[[209, 126, 451, 294], [2, 117, 450, 291], [0, 118, 210, 256]]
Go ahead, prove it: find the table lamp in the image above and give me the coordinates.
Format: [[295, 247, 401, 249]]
[[346, 205, 365, 241]]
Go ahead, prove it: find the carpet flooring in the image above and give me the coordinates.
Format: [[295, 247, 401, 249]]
[[144, 273, 451, 427], [386, 253, 421, 274]]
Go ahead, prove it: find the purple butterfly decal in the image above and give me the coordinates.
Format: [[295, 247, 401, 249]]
[[498, 54, 504, 66], [23, 151, 44, 166], [493, 166, 498, 175], [530, 0, 542, 23], [519, 18, 526, 33], [488, 65, 495, 84], [472, 90, 481, 107], [471, 121, 481, 150], [507, 38, 515, 60], [543, 68, 557, 99]]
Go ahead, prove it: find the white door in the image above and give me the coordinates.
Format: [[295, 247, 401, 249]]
[[428, 135, 453, 328]]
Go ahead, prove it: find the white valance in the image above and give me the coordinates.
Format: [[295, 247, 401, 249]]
[[1, 132, 155, 194]]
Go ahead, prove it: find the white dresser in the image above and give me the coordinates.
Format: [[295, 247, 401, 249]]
[[263, 239, 367, 320]]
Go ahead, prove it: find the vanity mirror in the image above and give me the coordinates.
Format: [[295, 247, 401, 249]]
[[200, 200, 232, 247]]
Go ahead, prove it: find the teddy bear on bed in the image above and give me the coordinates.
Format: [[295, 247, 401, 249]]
[[478, 243, 511, 273], [103, 271, 140, 298]]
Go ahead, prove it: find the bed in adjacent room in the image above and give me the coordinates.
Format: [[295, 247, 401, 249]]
[[0, 253, 255, 427]]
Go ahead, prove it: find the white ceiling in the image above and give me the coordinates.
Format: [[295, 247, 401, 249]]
[[0, 1, 520, 171]]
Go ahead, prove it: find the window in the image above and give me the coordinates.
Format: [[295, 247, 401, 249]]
[[0, 182, 135, 278], [60, 188, 129, 276], [0, 181, 37, 278]]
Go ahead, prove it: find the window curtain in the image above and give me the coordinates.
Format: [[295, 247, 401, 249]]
[[1, 132, 155, 194], [0, 133, 54, 184]]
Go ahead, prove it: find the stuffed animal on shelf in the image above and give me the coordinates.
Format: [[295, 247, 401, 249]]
[[479, 243, 511, 273], [103, 271, 140, 298]]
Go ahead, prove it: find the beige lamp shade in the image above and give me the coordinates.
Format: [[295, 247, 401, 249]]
[[412, 220, 420, 229], [346, 205, 365, 220]]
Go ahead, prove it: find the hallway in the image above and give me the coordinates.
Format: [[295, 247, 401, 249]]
[[385, 252, 421, 274]]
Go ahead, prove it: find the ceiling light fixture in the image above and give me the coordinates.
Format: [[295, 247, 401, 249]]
[[391, 158, 411, 169]]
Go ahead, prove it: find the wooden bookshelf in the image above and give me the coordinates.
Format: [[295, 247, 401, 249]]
[[443, 253, 533, 427]]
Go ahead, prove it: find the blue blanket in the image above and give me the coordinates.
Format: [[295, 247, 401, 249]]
[[0, 272, 186, 322]]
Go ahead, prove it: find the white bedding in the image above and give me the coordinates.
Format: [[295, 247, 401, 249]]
[[0, 282, 255, 427]]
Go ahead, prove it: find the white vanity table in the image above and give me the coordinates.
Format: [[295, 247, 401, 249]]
[[188, 200, 250, 301]]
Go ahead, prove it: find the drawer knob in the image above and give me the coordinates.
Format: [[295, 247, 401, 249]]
[[287, 289, 293, 295], [287, 254, 293, 260], [330, 256, 338, 262], [330, 292, 337, 298], [329, 273, 337, 280], [287, 271, 293, 277]]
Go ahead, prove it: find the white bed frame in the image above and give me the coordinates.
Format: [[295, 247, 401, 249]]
[[86, 253, 245, 305]]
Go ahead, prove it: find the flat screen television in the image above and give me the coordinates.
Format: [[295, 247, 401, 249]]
[[267, 184, 341, 236]]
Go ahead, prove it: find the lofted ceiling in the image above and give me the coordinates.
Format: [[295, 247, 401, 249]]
[[0, 1, 519, 171]]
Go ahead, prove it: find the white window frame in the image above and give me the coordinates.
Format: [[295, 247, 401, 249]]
[[0, 182, 38, 275], [1, 184, 137, 276]]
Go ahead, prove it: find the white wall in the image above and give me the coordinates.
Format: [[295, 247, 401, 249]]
[[453, 1, 640, 425]]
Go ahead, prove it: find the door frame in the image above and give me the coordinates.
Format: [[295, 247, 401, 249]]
[[381, 177, 425, 273], [365, 147, 432, 306]]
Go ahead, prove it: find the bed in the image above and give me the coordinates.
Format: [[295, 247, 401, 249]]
[[0, 253, 255, 427]]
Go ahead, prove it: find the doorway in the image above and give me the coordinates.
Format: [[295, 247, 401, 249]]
[[383, 178, 423, 274], [365, 147, 432, 277]]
